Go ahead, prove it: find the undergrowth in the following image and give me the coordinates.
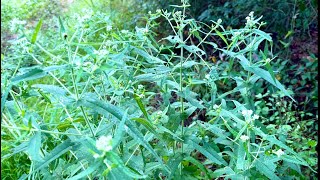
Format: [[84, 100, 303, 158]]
[[1, 0, 317, 179]]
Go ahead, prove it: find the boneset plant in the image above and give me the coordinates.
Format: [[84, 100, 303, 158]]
[[1, 0, 316, 179]]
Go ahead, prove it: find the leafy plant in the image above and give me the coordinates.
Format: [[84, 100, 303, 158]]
[[1, 0, 317, 179]]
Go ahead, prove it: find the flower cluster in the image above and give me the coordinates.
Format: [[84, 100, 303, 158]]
[[10, 18, 26, 32], [240, 135, 250, 142], [273, 149, 285, 157], [93, 49, 109, 57], [106, 25, 112, 31], [245, 11, 255, 27], [241, 109, 259, 123], [96, 135, 113, 152], [93, 135, 113, 159]]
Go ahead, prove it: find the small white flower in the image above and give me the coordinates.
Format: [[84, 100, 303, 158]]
[[217, 19, 222, 24], [93, 153, 100, 159], [138, 84, 144, 89], [265, 58, 271, 63], [96, 135, 113, 152], [106, 25, 112, 31], [249, 11, 254, 17], [105, 40, 112, 46], [242, 109, 253, 117], [121, 30, 129, 34], [273, 149, 285, 157], [174, 11, 182, 17], [213, 104, 220, 110], [252, 114, 259, 120], [94, 49, 109, 57], [205, 74, 210, 80], [240, 135, 250, 142]]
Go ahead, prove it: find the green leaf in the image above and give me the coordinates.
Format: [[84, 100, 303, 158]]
[[183, 156, 211, 179], [31, 18, 43, 44], [32, 84, 70, 102], [131, 117, 157, 135], [281, 155, 309, 167], [107, 151, 147, 179], [113, 109, 128, 149], [253, 29, 272, 41], [215, 29, 229, 46], [78, 97, 168, 172], [265, 62, 277, 85], [133, 47, 164, 64], [163, 35, 184, 44], [177, 45, 206, 55], [253, 127, 314, 172], [21, 139, 76, 179], [212, 166, 236, 178], [236, 141, 246, 170], [254, 160, 281, 180], [67, 161, 102, 180], [173, 60, 199, 70], [11, 68, 47, 84], [189, 139, 227, 166], [178, 88, 205, 109], [133, 94, 151, 121], [219, 49, 295, 102], [199, 122, 228, 139], [167, 152, 184, 178], [220, 109, 246, 125], [27, 132, 43, 162], [1, 82, 12, 115], [37, 89, 51, 104], [157, 125, 183, 141], [58, 16, 66, 39], [234, 123, 248, 142], [135, 73, 163, 82]]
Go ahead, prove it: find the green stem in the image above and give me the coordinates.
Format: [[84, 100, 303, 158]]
[[179, 3, 187, 175], [80, 106, 96, 138]]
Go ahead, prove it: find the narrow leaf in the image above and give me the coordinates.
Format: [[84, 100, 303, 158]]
[[67, 162, 102, 180], [11, 68, 46, 84], [31, 18, 43, 44], [133, 94, 151, 121], [113, 109, 128, 149]]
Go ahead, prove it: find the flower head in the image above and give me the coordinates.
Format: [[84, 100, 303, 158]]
[[252, 114, 259, 120], [106, 25, 112, 31], [242, 109, 253, 117], [213, 104, 220, 110], [96, 135, 113, 152], [240, 135, 250, 142], [273, 149, 285, 157]]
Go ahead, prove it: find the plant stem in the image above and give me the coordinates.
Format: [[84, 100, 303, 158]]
[[80, 106, 96, 138], [179, 3, 187, 175]]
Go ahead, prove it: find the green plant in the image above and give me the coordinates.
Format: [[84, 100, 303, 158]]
[[1, 1, 316, 179]]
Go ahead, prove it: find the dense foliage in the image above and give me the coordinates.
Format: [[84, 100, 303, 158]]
[[1, 0, 317, 179]]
